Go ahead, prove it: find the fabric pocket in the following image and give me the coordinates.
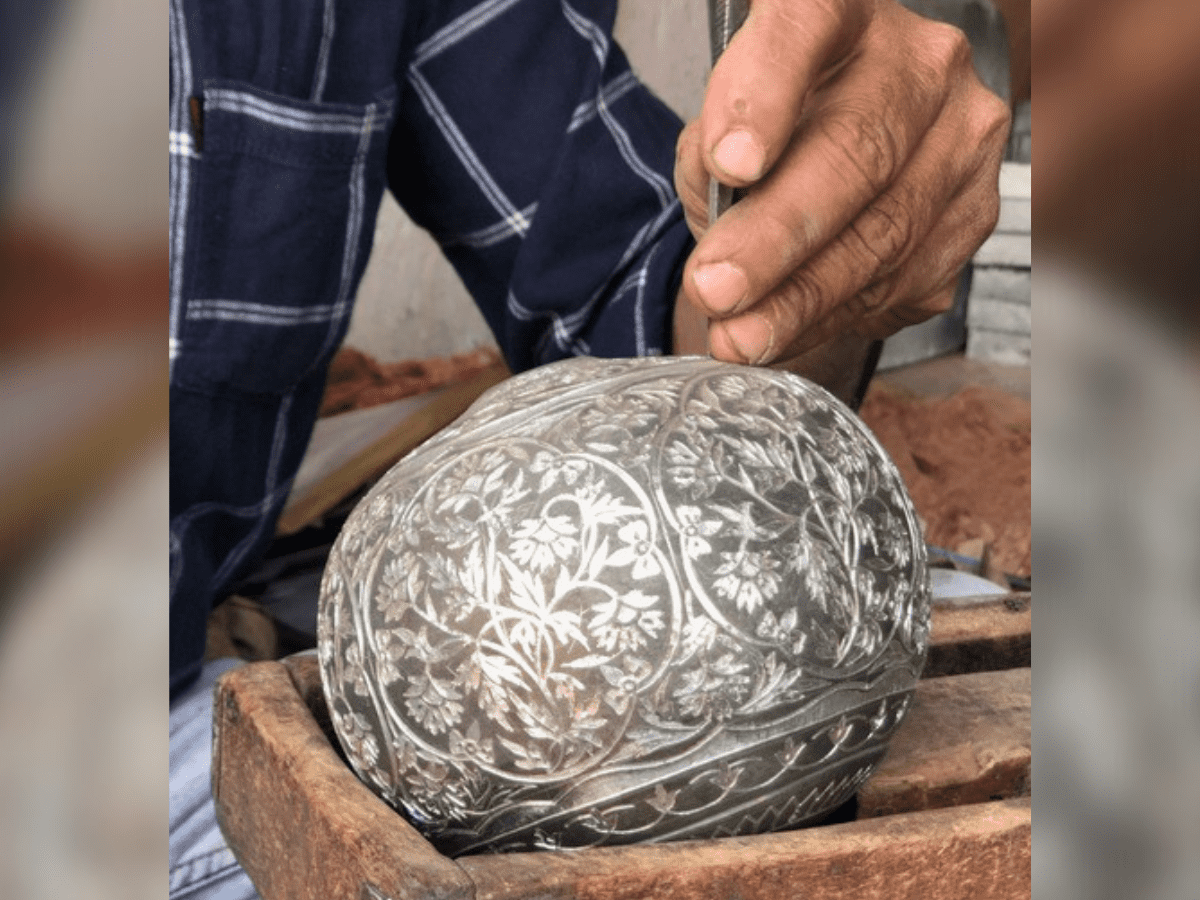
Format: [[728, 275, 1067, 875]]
[[173, 80, 394, 396]]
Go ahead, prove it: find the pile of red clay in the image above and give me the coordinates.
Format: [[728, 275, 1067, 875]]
[[859, 382, 1031, 578], [320, 345, 505, 416]]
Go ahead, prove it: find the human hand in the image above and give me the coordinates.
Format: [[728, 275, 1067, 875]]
[[673, 0, 1010, 366]]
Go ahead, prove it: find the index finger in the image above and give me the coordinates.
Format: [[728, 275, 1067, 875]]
[[700, 0, 872, 186]]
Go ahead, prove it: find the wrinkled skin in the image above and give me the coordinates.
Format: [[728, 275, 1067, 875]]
[[672, 0, 1011, 380]]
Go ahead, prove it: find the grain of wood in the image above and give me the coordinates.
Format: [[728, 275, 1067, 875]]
[[859, 668, 1030, 818], [926, 593, 1031, 677]]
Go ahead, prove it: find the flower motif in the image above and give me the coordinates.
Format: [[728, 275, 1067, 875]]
[[713, 549, 781, 615], [403, 672, 464, 735], [674, 505, 722, 558], [664, 438, 723, 499], [530, 450, 589, 492], [608, 520, 661, 579], [344, 643, 370, 696], [755, 608, 809, 656], [509, 514, 578, 572], [448, 721, 495, 764], [672, 653, 751, 721], [591, 590, 664, 653], [334, 710, 379, 766]]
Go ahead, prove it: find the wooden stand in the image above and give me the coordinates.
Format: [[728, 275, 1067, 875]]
[[213, 594, 1030, 899]]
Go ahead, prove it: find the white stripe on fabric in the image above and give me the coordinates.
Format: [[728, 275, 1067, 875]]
[[632, 244, 659, 356], [561, 1, 674, 209], [186, 300, 341, 326], [506, 290, 590, 356], [413, 0, 526, 65], [313, 102, 376, 364], [559, 198, 679, 333], [210, 393, 294, 590], [311, 0, 337, 103], [507, 197, 680, 357], [568, 71, 637, 133], [169, 0, 194, 377], [443, 203, 538, 249], [205, 89, 388, 134], [168, 476, 295, 606], [560, 0, 609, 64], [169, 130, 198, 159], [408, 68, 530, 236]]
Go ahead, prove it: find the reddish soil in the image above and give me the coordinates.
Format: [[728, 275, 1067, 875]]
[[859, 382, 1031, 577], [319, 345, 504, 416]]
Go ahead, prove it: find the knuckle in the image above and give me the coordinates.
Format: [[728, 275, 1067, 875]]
[[974, 89, 1012, 147], [818, 104, 900, 195], [847, 191, 916, 272], [779, 267, 830, 331], [857, 278, 895, 313], [923, 21, 973, 76]]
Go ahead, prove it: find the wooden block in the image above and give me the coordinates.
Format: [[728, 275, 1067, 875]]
[[995, 198, 1031, 235], [998, 162, 1031, 200], [858, 669, 1030, 818], [212, 661, 475, 900], [967, 329, 1032, 366], [460, 800, 1030, 900], [968, 297, 1031, 335], [926, 593, 1031, 678], [973, 234, 1031, 268], [216, 621, 1031, 899], [971, 268, 1031, 305]]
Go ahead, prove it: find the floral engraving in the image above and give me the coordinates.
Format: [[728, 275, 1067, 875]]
[[318, 357, 930, 854]]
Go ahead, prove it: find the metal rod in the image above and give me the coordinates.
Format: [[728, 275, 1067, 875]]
[[706, 0, 751, 226]]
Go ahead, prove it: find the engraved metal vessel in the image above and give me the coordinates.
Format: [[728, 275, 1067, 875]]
[[318, 356, 930, 855]]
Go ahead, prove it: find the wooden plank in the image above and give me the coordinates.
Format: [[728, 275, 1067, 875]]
[[971, 268, 1030, 306], [460, 799, 1030, 900], [926, 593, 1031, 678], [973, 234, 1031, 268], [276, 362, 509, 535], [218, 601, 1032, 900], [995, 197, 1031, 235], [966, 329, 1031, 367], [968, 297, 1032, 335], [998, 162, 1031, 200], [858, 669, 1030, 818], [212, 661, 476, 900]]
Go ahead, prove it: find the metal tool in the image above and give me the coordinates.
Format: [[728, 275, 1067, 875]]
[[706, 0, 750, 225]]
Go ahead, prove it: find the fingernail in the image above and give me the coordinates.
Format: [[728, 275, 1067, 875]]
[[712, 130, 766, 182], [716, 314, 774, 365], [693, 262, 749, 314]]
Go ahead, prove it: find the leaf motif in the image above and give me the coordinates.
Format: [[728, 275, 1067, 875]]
[[477, 652, 524, 688], [563, 654, 614, 671]]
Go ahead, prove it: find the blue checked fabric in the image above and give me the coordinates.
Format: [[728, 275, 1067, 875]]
[[169, 0, 694, 698]]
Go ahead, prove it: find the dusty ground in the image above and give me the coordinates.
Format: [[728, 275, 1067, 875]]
[[859, 381, 1031, 578]]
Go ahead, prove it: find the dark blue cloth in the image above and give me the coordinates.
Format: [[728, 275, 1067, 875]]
[[169, 0, 694, 699]]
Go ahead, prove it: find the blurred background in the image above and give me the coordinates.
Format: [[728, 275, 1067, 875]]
[[0, 0, 1198, 897], [0, 0, 166, 897]]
